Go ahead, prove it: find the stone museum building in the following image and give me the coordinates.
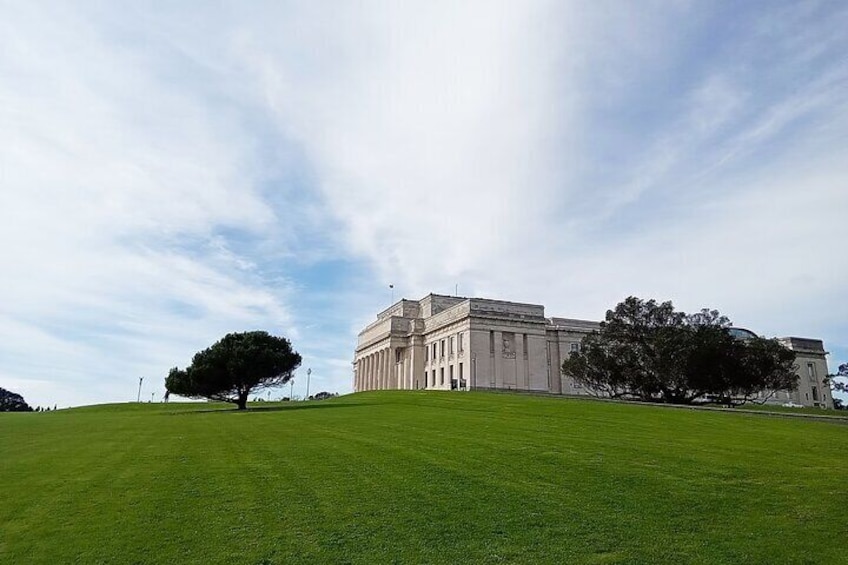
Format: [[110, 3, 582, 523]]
[[353, 293, 834, 409]]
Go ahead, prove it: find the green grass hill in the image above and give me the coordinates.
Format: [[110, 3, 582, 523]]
[[1, 392, 845, 564]]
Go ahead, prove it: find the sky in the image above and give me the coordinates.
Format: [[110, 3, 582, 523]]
[[2, 1, 847, 408]]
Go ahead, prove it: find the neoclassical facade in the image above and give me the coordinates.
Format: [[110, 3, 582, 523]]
[[353, 294, 834, 409]]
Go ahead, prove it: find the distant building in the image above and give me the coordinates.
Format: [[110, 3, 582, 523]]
[[774, 337, 831, 408], [353, 294, 833, 409]]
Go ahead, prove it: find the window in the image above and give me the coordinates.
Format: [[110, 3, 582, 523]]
[[433, 343, 437, 359], [459, 363, 463, 379], [459, 333, 464, 352], [812, 386, 819, 402], [450, 336, 455, 355], [523, 334, 528, 359], [396, 349, 402, 363], [440, 368, 445, 385], [441, 340, 445, 358], [489, 331, 495, 353], [426, 346, 429, 362], [570, 343, 580, 353], [807, 363, 816, 380]]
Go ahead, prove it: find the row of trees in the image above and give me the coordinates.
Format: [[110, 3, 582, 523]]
[[562, 297, 800, 406]]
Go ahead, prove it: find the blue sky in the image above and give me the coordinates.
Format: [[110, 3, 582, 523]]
[[2, 1, 846, 407]]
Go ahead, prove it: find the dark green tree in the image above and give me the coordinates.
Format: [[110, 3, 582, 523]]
[[825, 362, 847, 407], [166, 331, 301, 410], [562, 297, 798, 406], [0, 387, 33, 412]]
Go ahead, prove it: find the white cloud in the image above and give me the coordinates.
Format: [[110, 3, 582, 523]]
[[2, 2, 847, 406], [0, 3, 297, 407]]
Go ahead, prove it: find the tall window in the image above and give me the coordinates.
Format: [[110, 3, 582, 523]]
[[489, 331, 495, 353], [807, 363, 816, 380], [440, 368, 445, 385], [426, 346, 429, 362], [459, 332, 464, 352], [812, 386, 819, 401], [441, 340, 445, 358], [433, 343, 437, 359], [450, 336, 455, 354], [523, 334, 528, 359]]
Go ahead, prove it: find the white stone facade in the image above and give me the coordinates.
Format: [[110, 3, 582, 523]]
[[770, 337, 832, 408], [353, 293, 834, 409]]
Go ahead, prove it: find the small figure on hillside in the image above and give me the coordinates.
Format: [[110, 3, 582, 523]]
[[164, 390, 170, 403]]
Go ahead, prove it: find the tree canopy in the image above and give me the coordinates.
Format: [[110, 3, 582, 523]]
[[825, 362, 847, 407], [0, 387, 33, 412], [561, 297, 798, 406], [166, 331, 302, 410]]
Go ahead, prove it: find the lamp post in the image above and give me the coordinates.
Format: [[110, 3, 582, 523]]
[[389, 284, 394, 303], [306, 368, 312, 400], [137, 377, 143, 403], [290, 378, 294, 401]]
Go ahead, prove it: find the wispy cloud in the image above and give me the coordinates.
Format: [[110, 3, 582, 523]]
[[1, 1, 846, 406]]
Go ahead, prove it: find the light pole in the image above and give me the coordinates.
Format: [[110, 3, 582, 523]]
[[306, 368, 312, 400], [389, 284, 394, 303], [137, 377, 143, 403], [290, 378, 294, 401]]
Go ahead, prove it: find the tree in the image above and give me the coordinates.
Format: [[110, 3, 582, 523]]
[[0, 387, 33, 412], [165, 331, 301, 410], [825, 362, 847, 407], [561, 297, 798, 406]]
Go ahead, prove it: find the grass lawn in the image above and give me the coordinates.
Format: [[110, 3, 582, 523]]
[[1, 392, 846, 564], [728, 402, 848, 418]]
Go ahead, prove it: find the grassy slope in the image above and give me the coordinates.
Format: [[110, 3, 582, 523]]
[[1, 392, 845, 564]]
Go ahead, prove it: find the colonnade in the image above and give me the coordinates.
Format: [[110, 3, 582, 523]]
[[354, 347, 415, 391]]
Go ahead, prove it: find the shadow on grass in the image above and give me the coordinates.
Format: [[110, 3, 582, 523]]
[[172, 402, 371, 415]]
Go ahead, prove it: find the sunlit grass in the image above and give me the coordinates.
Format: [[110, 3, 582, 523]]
[[1, 392, 845, 564]]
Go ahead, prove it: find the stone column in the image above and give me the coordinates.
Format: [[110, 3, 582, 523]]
[[372, 350, 378, 390], [388, 347, 396, 390], [374, 351, 383, 390], [388, 348, 393, 389], [377, 350, 384, 390], [367, 354, 374, 390], [400, 353, 406, 389], [383, 348, 391, 389], [354, 359, 359, 392]]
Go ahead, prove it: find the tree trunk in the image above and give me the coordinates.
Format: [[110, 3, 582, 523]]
[[236, 392, 249, 410]]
